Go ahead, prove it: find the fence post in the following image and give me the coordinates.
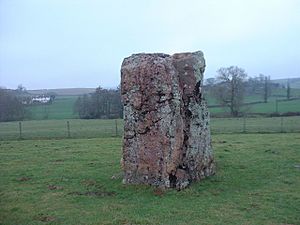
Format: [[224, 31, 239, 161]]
[[243, 116, 246, 133], [115, 119, 118, 137], [67, 121, 70, 138], [280, 117, 283, 133], [19, 121, 22, 139]]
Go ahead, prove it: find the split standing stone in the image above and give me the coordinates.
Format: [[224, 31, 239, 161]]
[[121, 51, 215, 189]]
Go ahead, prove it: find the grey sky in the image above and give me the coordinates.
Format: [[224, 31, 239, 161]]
[[0, 0, 299, 89]]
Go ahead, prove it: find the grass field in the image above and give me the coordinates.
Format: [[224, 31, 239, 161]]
[[207, 97, 300, 116], [0, 133, 299, 224], [205, 87, 300, 116], [26, 96, 79, 120], [248, 99, 300, 114], [1, 116, 300, 141], [23, 87, 300, 121], [272, 77, 300, 89]]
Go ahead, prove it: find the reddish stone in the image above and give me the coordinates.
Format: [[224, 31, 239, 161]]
[[121, 51, 215, 189]]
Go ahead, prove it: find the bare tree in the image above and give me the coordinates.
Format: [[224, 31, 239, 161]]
[[205, 78, 216, 87], [263, 75, 271, 103], [213, 66, 247, 117], [287, 79, 291, 100]]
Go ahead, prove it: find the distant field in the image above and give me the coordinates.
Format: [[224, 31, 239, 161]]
[[247, 99, 300, 114], [26, 96, 79, 120], [24, 87, 300, 120], [271, 77, 300, 89], [27, 88, 96, 96], [1, 133, 299, 224], [206, 88, 300, 115], [209, 99, 300, 114], [209, 99, 300, 115], [1, 116, 299, 141], [205, 87, 300, 105]]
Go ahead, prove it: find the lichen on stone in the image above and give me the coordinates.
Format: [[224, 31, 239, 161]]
[[121, 51, 215, 190]]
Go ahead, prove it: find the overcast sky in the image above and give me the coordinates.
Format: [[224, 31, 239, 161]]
[[0, 0, 299, 90]]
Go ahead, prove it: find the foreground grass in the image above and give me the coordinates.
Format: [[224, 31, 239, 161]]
[[0, 133, 299, 225]]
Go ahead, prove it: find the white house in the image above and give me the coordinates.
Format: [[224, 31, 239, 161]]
[[31, 95, 51, 104]]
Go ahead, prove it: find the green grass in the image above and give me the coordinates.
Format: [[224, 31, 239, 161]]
[[272, 77, 300, 89], [0, 133, 299, 224], [208, 97, 300, 115], [26, 96, 79, 120], [0, 119, 120, 140], [23, 87, 300, 121], [244, 99, 300, 114], [211, 116, 300, 133], [1, 117, 300, 141]]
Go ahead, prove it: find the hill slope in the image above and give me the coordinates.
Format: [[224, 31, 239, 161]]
[[27, 88, 96, 96], [271, 77, 300, 89]]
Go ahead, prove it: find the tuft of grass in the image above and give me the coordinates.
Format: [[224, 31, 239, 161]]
[[0, 133, 299, 224]]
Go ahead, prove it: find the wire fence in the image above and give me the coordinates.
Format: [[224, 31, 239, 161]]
[[0, 116, 299, 141]]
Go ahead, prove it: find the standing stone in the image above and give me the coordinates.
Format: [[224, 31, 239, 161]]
[[121, 51, 215, 190]]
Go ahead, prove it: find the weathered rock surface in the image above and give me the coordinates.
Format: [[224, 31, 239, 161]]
[[121, 51, 215, 189]]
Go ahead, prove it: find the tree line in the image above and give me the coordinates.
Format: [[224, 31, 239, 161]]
[[0, 85, 123, 122], [0, 88, 25, 122], [74, 86, 123, 119]]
